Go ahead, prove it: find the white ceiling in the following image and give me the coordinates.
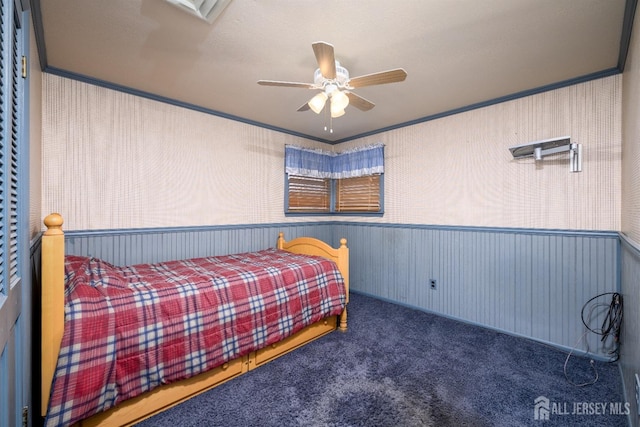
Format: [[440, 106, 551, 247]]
[[37, 0, 630, 143]]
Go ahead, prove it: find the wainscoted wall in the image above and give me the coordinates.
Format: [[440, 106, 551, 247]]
[[331, 223, 619, 359], [64, 223, 335, 266], [620, 237, 640, 417], [62, 222, 619, 359], [620, 257, 640, 423], [621, 3, 640, 425]]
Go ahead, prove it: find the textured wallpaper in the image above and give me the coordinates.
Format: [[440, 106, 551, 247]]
[[341, 76, 621, 231], [43, 73, 621, 232], [42, 76, 330, 230], [622, 9, 640, 245]]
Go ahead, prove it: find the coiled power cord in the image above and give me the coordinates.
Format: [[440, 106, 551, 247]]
[[564, 292, 623, 387]]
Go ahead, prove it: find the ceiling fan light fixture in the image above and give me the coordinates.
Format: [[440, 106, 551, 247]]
[[257, 41, 406, 127], [331, 108, 345, 118], [330, 90, 349, 113], [308, 92, 328, 114]]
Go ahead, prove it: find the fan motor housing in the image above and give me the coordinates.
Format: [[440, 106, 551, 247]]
[[314, 61, 350, 87]]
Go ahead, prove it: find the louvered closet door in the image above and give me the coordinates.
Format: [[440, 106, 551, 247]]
[[0, 1, 26, 426]]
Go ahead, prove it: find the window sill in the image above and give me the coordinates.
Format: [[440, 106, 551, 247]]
[[285, 211, 384, 218]]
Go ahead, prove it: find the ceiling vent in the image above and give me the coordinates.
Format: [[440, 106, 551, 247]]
[[164, 0, 232, 23]]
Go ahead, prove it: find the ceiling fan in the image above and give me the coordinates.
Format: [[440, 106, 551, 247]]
[[257, 41, 407, 120]]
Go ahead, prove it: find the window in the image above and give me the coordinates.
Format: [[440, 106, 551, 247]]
[[285, 145, 384, 215]]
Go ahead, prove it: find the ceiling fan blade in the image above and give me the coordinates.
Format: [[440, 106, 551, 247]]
[[312, 41, 336, 80], [257, 80, 315, 89], [348, 68, 407, 88], [346, 92, 375, 111], [297, 102, 311, 112]]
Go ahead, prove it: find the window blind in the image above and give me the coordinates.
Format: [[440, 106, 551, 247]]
[[336, 175, 381, 212], [287, 175, 331, 212]]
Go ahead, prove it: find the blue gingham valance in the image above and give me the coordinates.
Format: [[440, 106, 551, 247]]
[[285, 144, 384, 179]]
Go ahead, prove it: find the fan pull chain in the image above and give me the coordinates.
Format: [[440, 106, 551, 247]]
[[323, 104, 333, 133]]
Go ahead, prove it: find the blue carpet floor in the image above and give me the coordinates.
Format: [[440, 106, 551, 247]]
[[136, 293, 628, 426]]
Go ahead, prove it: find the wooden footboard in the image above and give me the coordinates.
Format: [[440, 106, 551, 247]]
[[277, 232, 349, 330], [40, 214, 349, 426]]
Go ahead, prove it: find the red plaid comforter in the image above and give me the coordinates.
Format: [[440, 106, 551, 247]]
[[45, 248, 346, 427]]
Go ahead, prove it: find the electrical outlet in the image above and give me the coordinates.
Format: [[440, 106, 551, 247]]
[[635, 374, 640, 417], [430, 279, 437, 289]]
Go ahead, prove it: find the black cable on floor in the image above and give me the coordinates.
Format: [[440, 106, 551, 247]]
[[564, 292, 623, 387], [581, 292, 623, 362]]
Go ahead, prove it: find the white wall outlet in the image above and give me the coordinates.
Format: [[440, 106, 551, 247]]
[[635, 374, 640, 417]]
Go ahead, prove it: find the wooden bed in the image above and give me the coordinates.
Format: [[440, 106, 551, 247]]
[[40, 213, 349, 426]]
